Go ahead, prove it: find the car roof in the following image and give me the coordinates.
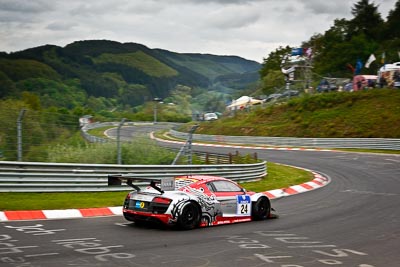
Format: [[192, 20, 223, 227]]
[[175, 175, 230, 183]]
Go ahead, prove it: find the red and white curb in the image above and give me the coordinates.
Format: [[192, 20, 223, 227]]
[[262, 169, 330, 199], [0, 207, 123, 222]]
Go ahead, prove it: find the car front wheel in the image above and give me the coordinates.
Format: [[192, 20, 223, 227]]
[[252, 197, 271, 220]]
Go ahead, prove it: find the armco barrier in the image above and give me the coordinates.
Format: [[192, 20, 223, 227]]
[[0, 161, 266, 192], [80, 121, 400, 150], [170, 130, 400, 150]]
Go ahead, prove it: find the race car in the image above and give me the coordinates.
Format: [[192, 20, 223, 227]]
[[108, 174, 276, 230]]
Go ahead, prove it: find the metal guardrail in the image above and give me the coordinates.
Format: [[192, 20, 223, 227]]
[[81, 121, 400, 150], [0, 161, 267, 192], [80, 122, 115, 143], [170, 130, 400, 150]]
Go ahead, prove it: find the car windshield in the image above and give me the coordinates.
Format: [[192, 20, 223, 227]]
[[211, 180, 242, 192]]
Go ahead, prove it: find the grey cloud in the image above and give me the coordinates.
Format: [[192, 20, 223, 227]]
[[154, 0, 266, 5], [208, 10, 261, 29], [46, 21, 77, 31], [68, 1, 129, 17], [189, 0, 263, 3], [0, 0, 55, 24], [0, 0, 53, 13], [299, 0, 359, 17]]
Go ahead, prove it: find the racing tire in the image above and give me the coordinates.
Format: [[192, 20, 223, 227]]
[[251, 197, 271, 220], [123, 213, 134, 222], [177, 201, 201, 230]]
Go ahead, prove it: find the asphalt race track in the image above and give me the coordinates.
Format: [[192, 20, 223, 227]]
[[1, 129, 399, 266]]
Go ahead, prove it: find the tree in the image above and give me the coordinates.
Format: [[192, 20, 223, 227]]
[[167, 85, 192, 115], [119, 84, 149, 107], [261, 70, 286, 95], [383, 0, 400, 39], [259, 46, 291, 78], [259, 46, 292, 94], [21, 91, 41, 110], [0, 71, 17, 98], [349, 0, 384, 40]]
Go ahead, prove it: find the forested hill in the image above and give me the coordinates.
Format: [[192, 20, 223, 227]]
[[0, 40, 260, 109]]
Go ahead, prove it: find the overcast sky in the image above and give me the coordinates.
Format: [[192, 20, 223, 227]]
[[0, 0, 396, 62]]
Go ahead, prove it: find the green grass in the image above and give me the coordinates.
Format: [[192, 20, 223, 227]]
[[239, 162, 312, 192], [0, 162, 311, 211], [86, 126, 114, 137], [0, 191, 129, 211]]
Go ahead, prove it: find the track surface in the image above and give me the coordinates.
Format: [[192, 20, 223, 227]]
[[1, 129, 399, 266]]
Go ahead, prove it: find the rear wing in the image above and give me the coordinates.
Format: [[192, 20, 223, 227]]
[[108, 175, 175, 193]]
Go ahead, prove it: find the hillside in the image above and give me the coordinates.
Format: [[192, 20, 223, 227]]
[[192, 89, 400, 138], [0, 40, 260, 110]]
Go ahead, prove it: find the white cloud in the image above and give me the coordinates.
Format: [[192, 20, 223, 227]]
[[0, 0, 397, 62]]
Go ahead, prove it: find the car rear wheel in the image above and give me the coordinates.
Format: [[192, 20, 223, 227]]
[[252, 197, 271, 220], [177, 201, 201, 230], [123, 213, 134, 222]]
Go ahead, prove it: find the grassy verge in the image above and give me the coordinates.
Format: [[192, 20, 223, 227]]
[[0, 162, 311, 211], [87, 126, 114, 137], [191, 89, 400, 138], [239, 162, 312, 192]]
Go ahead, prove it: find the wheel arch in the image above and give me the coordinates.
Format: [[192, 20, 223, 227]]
[[250, 192, 271, 203]]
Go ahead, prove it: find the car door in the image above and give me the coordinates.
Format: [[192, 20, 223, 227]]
[[207, 180, 247, 217]]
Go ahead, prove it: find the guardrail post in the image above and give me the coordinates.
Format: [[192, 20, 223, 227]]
[[17, 109, 26, 161], [187, 125, 199, 164], [117, 118, 126, 164], [172, 124, 199, 165]]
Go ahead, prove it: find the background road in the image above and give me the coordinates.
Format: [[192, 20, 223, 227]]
[[1, 128, 399, 266], [104, 122, 181, 141]]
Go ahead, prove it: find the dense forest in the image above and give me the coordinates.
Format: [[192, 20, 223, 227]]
[[0, 40, 261, 115], [259, 0, 400, 95]]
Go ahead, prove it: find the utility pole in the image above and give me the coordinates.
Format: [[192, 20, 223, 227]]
[[17, 109, 26, 161], [117, 118, 126, 164], [153, 97, 162, 124]]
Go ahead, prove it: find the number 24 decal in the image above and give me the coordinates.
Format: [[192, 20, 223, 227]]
[[240, 204, 248, 214]]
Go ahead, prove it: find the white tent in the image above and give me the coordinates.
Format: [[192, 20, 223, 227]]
[[227, 96, 264, 111]]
